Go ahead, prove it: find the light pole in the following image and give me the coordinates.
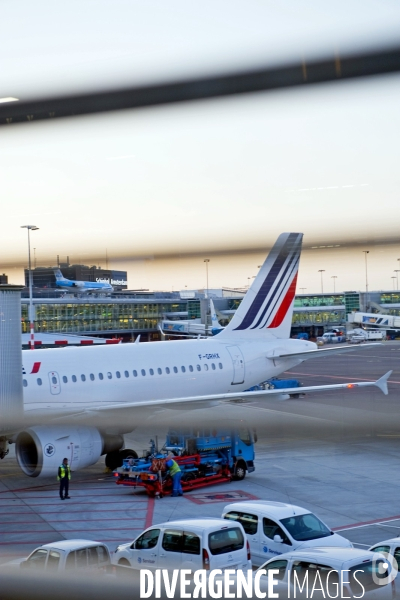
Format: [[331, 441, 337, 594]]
[[21, 225, 39, 349], [204, 259, 210, 298], [331, 276, 337, 293], [395, 270, 400, 291], [392, 276, 396, 291], [318, 270, 325, 294], [362, 250, 369, 293], [363, 250, 370, 310]]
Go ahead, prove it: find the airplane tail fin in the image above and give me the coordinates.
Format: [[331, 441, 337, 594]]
[[53, 269, 65, 281], [218, 232, 303, 340]]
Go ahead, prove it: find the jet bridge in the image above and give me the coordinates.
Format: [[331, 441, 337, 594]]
[[348, 311, 400, 329]]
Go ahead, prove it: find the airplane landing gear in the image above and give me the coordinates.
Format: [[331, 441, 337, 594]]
[[105, 448, 138, 470], [0, 437, 10, 459]]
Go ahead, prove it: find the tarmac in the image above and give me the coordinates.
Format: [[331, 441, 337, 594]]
[[1, 341, 400, 563]]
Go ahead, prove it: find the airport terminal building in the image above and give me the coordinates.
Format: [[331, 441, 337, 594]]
[[18, 289, 400, 342], [17, 264, 400, 341]]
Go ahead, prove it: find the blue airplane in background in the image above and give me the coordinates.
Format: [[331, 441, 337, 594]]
[[53, 269, 114, 293], [210, 298, 224, 335]]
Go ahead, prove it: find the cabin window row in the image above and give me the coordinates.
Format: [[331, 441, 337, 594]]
[[23, 362, 224, 387]]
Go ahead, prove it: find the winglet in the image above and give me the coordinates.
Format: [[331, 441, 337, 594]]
[[374, 370, 392, 395]]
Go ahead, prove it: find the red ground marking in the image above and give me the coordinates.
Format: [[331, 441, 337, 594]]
[[0, 500, 147, 506], [0, 484, 147, 502], [332, 514, 400, 532], [0, 484, 144, 494], [0, 507, 147, 515], [0, 493, 146, 499], [0, 538, 135, 546], [0, 527, 144, 534], [0, 488, 58, 495], [0, 517, 146, 524], [185, 490, 259, 505], [144, 497, 155, 529]]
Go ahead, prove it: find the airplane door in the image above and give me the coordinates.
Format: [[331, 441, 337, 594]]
[[226, 346, 245, 384], [48, 371, 61, 395]]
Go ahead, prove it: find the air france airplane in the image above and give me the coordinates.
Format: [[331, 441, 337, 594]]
[[54, 269, 114, 292], [3, 233, 391, 478]]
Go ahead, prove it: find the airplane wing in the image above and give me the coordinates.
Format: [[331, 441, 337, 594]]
[[47, 371, 392, 423], [267, 343, 381, 361]]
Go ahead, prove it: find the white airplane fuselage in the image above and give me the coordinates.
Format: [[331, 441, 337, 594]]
[[8, 233, 388, 479], [22, 337, 316, 414]]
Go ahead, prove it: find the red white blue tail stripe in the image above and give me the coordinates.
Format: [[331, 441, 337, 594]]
[[219, 233, 303, 339]]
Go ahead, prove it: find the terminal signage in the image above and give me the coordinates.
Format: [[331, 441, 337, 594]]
[[96, 277, 128, 286], [111, 279, 127, 286]]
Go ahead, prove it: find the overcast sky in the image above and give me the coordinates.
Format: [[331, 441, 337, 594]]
[[2, 0, 400, 293]]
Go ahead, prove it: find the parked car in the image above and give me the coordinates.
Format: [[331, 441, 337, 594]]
[[222, 500, 352, 567], [319, 332, 346, 344], [369, 538, 400, 568], [18, 540, 111, 572], [113, 518, 251, 571], [255, 547, 395, 599], [369, 538, 400, 593]]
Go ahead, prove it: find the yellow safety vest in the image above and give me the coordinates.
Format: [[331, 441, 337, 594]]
[[58, 465, 71, 480], [168, 460, 181, 476]]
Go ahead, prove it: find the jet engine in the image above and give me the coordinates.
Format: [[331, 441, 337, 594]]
[[15, 426, 123, 477]]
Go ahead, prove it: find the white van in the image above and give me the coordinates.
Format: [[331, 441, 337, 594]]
[[257, 547, 394, 599], [19, 540, 111, 572], [369, 537, 400, 567], [222, 501, 352, 567], [113, 518, 251, 571], [369, 537, 400, 596]]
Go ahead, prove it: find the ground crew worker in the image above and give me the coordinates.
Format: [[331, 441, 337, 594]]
[[57, 458, 71, 500], [165, 458, 183, 497]]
